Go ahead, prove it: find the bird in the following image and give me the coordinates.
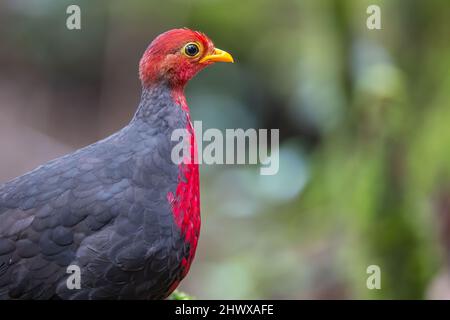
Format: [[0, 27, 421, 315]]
[[0, 28, 234, 299]]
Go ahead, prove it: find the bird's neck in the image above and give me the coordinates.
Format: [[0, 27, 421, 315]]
[[133, 82, 189, 122]]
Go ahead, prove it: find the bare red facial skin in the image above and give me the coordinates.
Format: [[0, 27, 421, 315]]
[[139, 28, 215, 89]]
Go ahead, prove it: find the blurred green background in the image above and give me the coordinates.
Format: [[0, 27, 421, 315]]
[[1, 0, 450, 299]]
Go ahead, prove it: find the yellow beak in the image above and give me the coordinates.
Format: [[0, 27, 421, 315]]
[[200, 48, 234, 64]]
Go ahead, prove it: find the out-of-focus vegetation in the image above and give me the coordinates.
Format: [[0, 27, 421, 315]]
[[169, 290, 194, 300], [1, 0, 450, 299]]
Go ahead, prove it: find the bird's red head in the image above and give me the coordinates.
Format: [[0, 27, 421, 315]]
[[139, 28, 234, 89]]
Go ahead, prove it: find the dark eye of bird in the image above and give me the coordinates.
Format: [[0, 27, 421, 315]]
[[185, 43, 199, 57]]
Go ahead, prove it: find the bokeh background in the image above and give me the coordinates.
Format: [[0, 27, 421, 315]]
[[1, 0, 450, 299]]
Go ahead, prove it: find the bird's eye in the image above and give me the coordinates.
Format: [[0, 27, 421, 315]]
[[184, 43, 200, 57]]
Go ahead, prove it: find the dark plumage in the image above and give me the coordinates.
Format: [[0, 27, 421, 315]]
[[0, 28, 233, 299]]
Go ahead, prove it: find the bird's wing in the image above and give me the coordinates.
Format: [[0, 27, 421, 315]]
[[0, 132, 142, 299]]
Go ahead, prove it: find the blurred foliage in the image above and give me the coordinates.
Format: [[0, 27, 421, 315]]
[[1, 0, 450, 299], [168, 290, 194, 300]]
